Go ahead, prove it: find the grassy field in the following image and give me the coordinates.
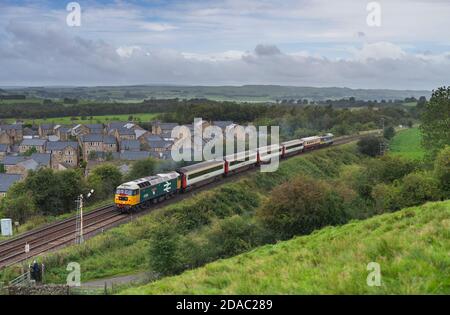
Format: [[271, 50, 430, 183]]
[[122, 199, 450, 294], [5, 113, 159, 125], [389, 128, 425, 160]]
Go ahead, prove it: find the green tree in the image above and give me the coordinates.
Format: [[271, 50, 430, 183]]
[[128, 158, 157, 180], [434, 146, 450, 196], [25, 168, 63, 215], [383, 126, 396, 140], [23, 147, 37, 156], [87, 164, 122, 200], [420, 86, 450, 158], [57, 169, 85, 213], [357, 136, 383, 157], [148, 221, 182, 276], [0, 182, 36, 222], [257, 176, 347, 240], [399, 172, 441, 207]]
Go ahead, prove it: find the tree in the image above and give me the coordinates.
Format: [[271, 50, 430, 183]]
[[357, 136, 383, 157], [0, 182, 36, 222], [25, 168, 63, 215], [399, 172, 441, 207], [128, 158, 157, 180], [256, 176, 347, 240], [57, 169, 85, 213], [434, 146, 450, 195], [420, 86, 450, 159], [23, 147, 37, 156], [148, 221, 182, 276], [87, 164, 122, 200], [383, 126, 396, 140]]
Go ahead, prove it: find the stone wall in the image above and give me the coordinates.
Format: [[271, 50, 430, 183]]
[[7, 284, 70, 295]]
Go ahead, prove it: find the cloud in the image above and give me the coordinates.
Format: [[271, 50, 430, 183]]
[[0, 1, 449, 89], [254, 44, 282, 56]]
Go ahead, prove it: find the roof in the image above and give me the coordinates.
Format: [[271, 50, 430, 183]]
[[149, 140, 173, 149], [178, 160, 224, 174], [0, 124, 22, 131], [47, 141, 78, 151], [104, 135, 117, 144], [118, 172, 179, 190], [135, 129, 147, 139], [85, 124, 104, 130], [0, 144, 9, 152], [213, 121, 234, 129], [21, 139, 47, 146], [18, 159, 39, 171], [2, 155, 26, 165], [120, 140, 140, 151], [156, 122, 179, 130], [0, 174, 22, 193], [39, 123, 54, 130], [119, 151, 151, 161], [146, 134, 163, 141], [117, 127, 135, 135], [31, 153, 51, 166], [80, 134, 116, 144]]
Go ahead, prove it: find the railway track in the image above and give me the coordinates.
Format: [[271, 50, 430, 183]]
[[0, 132, 373, 270]]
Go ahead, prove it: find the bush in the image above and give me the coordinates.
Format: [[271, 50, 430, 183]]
[[399, 172, 441, 207], [87, 164, 122, 200], [434, 146, 450, 196], [148, 220, 183, 277], [256, 175, 348, 240], [206, 216, 266, 259], [366, 155, 417, 184], [357, 136, 383, 157], [127, 158, 157, 181], [383, 126, 396, 140]]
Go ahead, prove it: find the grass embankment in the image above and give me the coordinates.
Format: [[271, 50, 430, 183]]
[[390, 128, 425, 160], [122, 200, 450, 294], [5, 113, 159, 125], [0, 145, 361, 283]]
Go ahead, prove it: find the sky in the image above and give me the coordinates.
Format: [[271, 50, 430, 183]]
[[0, 0, 449, 89]]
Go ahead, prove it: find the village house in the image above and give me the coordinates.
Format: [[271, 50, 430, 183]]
[[0, 144, 10, 160], [120, 139, 141, 152], [79, 134, 117, 160], [0, 174, 22, 198], [54, 125, 75, 141], [46, 141, 79, 168], [19, 139, 47, 153], [0, 124, 23, 144], [148, 139, 174, 153], [151, 122, 179, 135], [115, 127, 136, 141], [38, 124, 55, 138], [2, 153, 50, 177]]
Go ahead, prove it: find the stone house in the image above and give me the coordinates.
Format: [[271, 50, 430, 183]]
[[79, 134, 117, 160], [46, 141, 79, 168], [0, 124, 23, 144], [19, 139, 47, 153]]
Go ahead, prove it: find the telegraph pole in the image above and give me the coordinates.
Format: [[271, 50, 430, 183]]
[[75, 189, 94, 245]]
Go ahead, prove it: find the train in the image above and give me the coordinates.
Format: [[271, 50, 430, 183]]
[[114, 133, 334, 212]]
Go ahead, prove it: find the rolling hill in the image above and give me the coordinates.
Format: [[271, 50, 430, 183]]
[[122, 200, 450, 294]]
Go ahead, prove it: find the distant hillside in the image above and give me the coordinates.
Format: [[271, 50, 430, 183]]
[[2, 85, 430, 102], [122, 200, 450, 294]]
